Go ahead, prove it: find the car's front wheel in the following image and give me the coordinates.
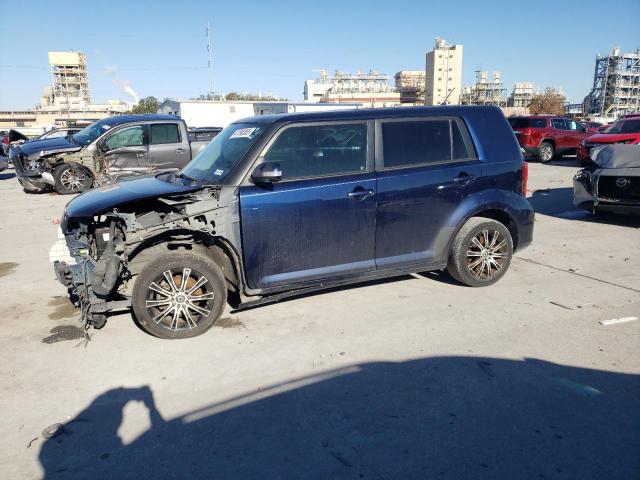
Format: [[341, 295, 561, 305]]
[[53, 163, 93, 194], [132, 251, 227, 339], [446, 217, 514, 287]]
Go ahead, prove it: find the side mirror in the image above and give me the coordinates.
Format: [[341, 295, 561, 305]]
[[251, 162, 282, 183]]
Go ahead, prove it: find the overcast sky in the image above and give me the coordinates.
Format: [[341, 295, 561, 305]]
[[1, 0, 638, 109]]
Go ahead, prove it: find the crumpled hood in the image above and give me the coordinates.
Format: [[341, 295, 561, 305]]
[[18, 136, 82, 158], [64, 175, 204, 224], [591, 144, 640, 169]]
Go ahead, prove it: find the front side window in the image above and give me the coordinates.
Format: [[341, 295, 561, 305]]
[[551, 118, 566, 130], [150, 124, 180, 145], [104, 125, 144, 151], [264, 123, 367, 180], [566, 120, 583, 131], [382, 119, 452, 167]]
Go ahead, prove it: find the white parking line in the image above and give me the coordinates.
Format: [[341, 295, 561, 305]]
[[599, 316, 639, 326]]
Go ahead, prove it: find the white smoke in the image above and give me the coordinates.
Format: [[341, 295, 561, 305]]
[[104, 65, 140, 104]]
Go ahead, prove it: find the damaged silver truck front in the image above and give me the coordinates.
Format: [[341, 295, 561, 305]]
[[574, 144, 640, 215]]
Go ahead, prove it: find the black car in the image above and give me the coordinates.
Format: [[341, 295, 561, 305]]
[[52, 106, 534, 339]]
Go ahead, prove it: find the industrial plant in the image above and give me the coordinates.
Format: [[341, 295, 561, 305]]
[[583, 46, 640, 119]]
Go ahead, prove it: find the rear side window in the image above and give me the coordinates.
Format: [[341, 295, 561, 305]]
[[150, 124, 180, 145], [551, 118, 566, 130], [381, 118, 474, 168], [508, 118, 547, 129], [264, 123, 367, 180]]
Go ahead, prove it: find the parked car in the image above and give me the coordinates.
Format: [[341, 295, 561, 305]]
[[51, 106, 534, 339], [582, 121, 603, 133], [577, 117, 640, 162], [574, 144, 640, 215], [1, 129, 29, 156], [0, 154, 7, 172], [508, 115, 590, 162], [31, 127, 82, 141], [10, 114, 210, 194]]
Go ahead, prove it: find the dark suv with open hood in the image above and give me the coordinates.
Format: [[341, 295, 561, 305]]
[[52, 106, 534, 339]]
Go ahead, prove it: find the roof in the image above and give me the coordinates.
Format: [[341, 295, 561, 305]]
[[98, 114, 179, 126], [236, 105, 503, 125]]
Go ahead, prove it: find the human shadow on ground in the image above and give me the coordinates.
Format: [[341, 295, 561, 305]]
[[38, 356, 640, 479], [528, 187, 640, 227]]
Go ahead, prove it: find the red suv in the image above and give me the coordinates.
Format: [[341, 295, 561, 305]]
[[508, 116, 590, 162], [577, 116, 640, 161]]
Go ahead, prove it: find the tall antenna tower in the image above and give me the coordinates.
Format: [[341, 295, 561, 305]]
[[206, 21, 214, 98]]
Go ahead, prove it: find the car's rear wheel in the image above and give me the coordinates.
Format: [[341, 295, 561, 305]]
[[132, 251, 227, 339], [446, 217, 513, 287], [538, 142, 554, 163], [53, 163, 93, 194]]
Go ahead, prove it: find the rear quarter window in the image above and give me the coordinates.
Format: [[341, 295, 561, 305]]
[[508, 118, 547, 129], [381, 118, 475, 168]]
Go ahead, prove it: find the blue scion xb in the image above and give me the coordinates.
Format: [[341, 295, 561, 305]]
[[53, 106, 534, 339]]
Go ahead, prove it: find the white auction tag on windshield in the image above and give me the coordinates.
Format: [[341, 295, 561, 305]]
[[230, 127, 258, 139], [213, 169, 224, 176]]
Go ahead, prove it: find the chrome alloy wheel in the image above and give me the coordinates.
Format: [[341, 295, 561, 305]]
[[144, 268, 215, 331], [60, 168, 89, 191], [540, 144, 553, 162], [466, 229, 508, 280]]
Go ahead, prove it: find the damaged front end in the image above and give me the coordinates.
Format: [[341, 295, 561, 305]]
[[51, 176, 230, 330], [573, 145, 640, 215]]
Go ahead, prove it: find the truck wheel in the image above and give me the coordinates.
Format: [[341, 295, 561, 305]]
[[53, 163, 93, 194], [538, 142, 554, 163], [446, 217, 513, 287], [132, 251, 227, 339]]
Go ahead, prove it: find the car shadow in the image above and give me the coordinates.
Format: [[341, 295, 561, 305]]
[[528, 187, 640, 227], [525, 157, 585, 168], [37, 356, 640, 479], [0, 172, 16, 180]]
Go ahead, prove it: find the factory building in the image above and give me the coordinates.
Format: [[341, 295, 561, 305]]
[[460, 70, 508, 108], [583, 46, 640, 118], [424, 38, 463, 106], [1, 51, 129, 130], [395, 71, 425, 104], [303, 69, 401, 107], [509, 82, 536, 108]]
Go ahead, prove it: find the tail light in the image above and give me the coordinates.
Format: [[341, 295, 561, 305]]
[[521, 160, 528, 196]]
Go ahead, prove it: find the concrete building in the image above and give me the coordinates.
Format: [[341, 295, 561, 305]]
[[395, 71, 426, 104], [303, 70, 401, 107], [583, 46, 640, 119], [157, 99, 364, 128], [425, 38, 463, 106], [46, 51, 91, 108]]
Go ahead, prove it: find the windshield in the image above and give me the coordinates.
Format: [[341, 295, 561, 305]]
[[508, 118, 546, 129], [71, 121, 114, 146], [180, 123, 265, 183], [603, 119, 640, 134]]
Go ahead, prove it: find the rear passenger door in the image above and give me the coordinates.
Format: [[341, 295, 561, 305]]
[[148, 123, 189, 171], [374, 117, 481, 269]]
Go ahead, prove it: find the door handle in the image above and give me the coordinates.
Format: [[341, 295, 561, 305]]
[[347, 188, 375, 199], [453, 173, 476, 185], [136, 152, 147, 158], [175, 148, 185, 153]]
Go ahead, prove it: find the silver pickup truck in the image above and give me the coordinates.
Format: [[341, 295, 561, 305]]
[[11, 114, 213, 194]]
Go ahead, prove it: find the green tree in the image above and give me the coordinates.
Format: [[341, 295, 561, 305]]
[[528, 87, 566, 115], [130, 96, 159, 114]]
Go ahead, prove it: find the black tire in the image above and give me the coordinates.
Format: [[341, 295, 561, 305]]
[[53, 163, 93, 194], [538, 141, 554, 163], [446, 217, 514, 287], [132, 251, 227, 339]]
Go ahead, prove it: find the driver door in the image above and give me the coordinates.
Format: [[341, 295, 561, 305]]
[[100, 125, 150, 179]]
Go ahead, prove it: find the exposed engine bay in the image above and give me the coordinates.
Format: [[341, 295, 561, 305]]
[[52, 184, 240, 330]]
